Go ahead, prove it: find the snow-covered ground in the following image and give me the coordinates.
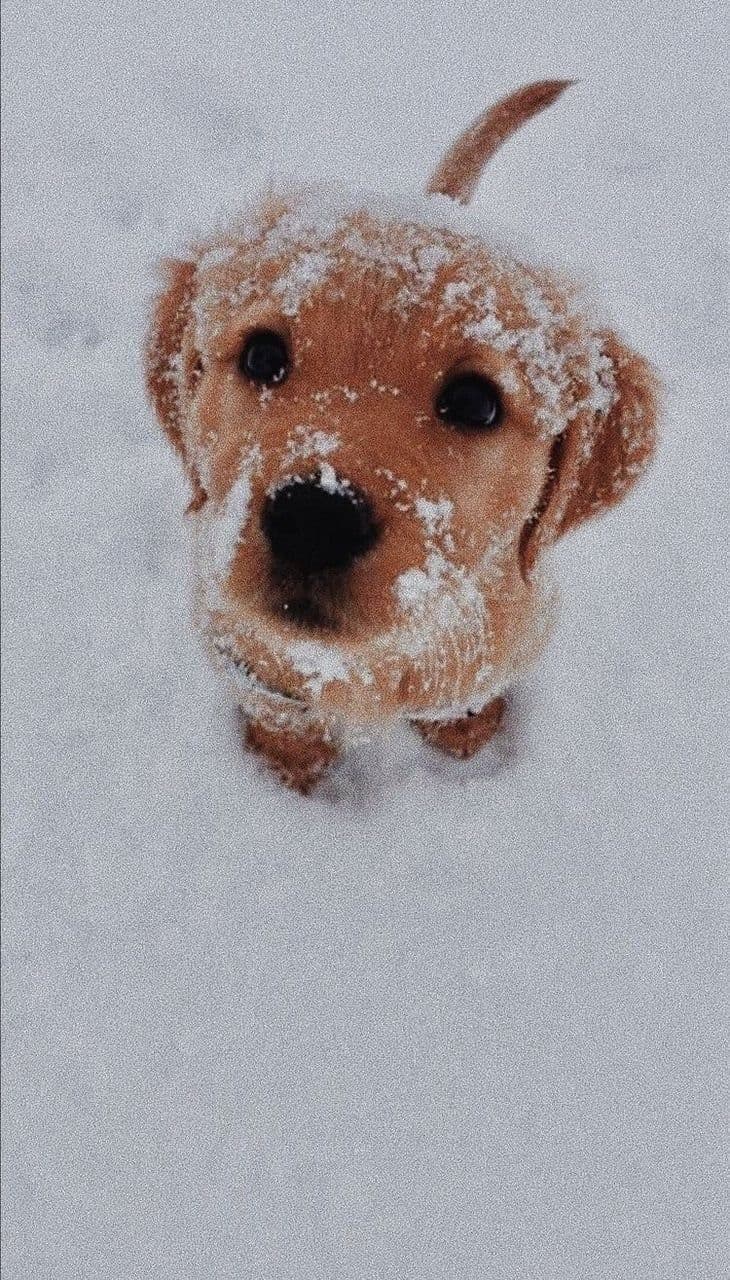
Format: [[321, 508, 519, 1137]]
[[2, 2, 728, 1276]]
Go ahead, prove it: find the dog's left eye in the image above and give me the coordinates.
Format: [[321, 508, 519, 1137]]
[[435, 373, 503, 431], [238, 330, 290, 385]]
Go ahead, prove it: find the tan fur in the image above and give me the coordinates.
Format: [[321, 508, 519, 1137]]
[[427, 80, 576, 204], [145, 258, 207, 510], [242, 712, 339, 794], [414, 696, 506, 758], [145, 82, 658, 791], [519, 330, 659, 575]]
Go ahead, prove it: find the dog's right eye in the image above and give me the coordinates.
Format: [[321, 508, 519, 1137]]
[[238, 330, 290, 385]]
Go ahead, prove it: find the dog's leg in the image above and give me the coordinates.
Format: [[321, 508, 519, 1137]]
[[412, 695, 506, 759], [241, 711, 339, 793]]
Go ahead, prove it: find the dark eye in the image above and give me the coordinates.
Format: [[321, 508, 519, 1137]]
[[238, 329, 290, 385], [435, 373, 503, 431]]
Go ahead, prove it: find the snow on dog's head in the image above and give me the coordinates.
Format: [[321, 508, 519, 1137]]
[[146, 82, 658, 724]]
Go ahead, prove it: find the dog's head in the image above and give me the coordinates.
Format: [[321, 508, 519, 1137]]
[[146, 82, 658, 723]]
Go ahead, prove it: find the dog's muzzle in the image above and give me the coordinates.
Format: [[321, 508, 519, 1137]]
[[261, 472, 379, 574]]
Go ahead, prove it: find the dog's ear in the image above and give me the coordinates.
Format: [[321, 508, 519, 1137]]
[[145, 258, 206, 509], [520, 330, 659, 576]]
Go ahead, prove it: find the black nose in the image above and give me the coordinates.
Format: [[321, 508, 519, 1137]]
[[262, 474, 379, 573]]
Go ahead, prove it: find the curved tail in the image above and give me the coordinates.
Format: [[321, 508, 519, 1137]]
[[426, 79, 576, 205]]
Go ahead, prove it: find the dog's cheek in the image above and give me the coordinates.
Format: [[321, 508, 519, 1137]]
[[517, 432, 566, 581], [458, 429, 554, 583], [185, 366, 247, 502]]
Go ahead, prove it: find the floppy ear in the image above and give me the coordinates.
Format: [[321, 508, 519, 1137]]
[[145, 258, 206, 509], [520, 330, 659, 576]]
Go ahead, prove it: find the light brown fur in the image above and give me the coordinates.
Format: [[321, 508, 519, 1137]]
[[427, 79, 577, 205], [242, 711, 339, 794], [145, 83, 658, 792], [414, 696, 507, 759]]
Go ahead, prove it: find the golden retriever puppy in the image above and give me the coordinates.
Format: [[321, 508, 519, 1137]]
[[146, 81, 658, 792]]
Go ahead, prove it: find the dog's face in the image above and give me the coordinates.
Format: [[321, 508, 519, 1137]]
[[147, 106, 657, 725]]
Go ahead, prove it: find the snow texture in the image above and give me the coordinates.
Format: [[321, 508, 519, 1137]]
[[2, 2, 728, 1278], [191, 182, 620, 439], [201, 445, 262, 586]]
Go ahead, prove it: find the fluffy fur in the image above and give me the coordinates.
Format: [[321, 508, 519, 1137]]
[[146, 82, 658, 792]]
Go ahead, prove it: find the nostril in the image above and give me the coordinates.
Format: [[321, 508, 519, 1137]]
[[262, 473, 379, 573]]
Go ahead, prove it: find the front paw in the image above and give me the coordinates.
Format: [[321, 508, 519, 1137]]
[[242, 713, 339, 793], [412, 695, 506, 759]]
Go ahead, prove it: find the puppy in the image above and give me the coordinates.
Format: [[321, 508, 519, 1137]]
[[146, 81, 658, 792]]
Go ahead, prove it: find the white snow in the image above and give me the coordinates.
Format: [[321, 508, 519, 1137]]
[[271, 248, 335, 316], [286, 639, 354, 697], [198, 444, 262, 586], [393, 551, 488, 654], [2, 2, 728, 1278], [317, 461, 341, 494], [283, 425, 342, 464], [414, 494, 454, 538]]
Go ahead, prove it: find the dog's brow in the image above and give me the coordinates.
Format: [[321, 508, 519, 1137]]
[[207, 307, 293, 363]]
